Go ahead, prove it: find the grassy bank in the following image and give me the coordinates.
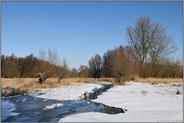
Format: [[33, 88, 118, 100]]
[[1, 77, 114, 96]]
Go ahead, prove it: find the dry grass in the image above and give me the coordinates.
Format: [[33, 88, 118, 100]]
[[1, 77, 94, 90], [1, 77, 182, 96], [1, 77, 99, 96], [1, 78, 35, 89], [2, 77, 182, 90], [97, 77, 115, 82], [132, 77, 183, 84]]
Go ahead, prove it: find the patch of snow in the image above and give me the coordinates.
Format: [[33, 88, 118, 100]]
[[155, 83, 183, 96], [60, 81, 183, 122], [59, 110, 182, 122], [33, 82, 111, 101], [22, 98, 27, 102], [1, 100, 20, 121], [43, 103, 63, 110]]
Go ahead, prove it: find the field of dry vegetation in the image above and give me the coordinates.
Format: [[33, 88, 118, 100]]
[[1, 77, 182, 97], [1, 77, 115, 96]]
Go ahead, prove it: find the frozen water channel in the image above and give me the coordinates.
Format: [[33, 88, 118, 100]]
[[1, 81, 126, 122], [1, 81, 183, 122]]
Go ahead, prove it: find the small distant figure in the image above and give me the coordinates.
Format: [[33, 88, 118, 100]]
[[57, 75, 63, 82], [37, 72, 48, 84]]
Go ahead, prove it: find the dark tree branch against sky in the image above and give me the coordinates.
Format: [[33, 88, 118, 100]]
[[127, 16, 176, 64], [2, 1, 182, 69]]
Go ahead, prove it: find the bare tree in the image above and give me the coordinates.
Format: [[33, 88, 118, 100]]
[[70, 68, 78, 77], [78, 65, 89, 77], [60, 58, 69, 77], [38, 48, 61, 66], [103, 46, 133, 83], [127, 16, 176, 77], [38, 49, 46, 60], [88, 54, 102, 78], [37, 49, 69, 77], [149, 24, 176, 76], [47, 49, 61, 66]]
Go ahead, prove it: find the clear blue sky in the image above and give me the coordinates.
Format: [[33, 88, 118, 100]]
[[2, 1, 183, 69]]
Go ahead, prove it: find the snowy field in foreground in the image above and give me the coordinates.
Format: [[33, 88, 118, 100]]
[[2, 81, 183, 122], [59, 82, 183, 122]]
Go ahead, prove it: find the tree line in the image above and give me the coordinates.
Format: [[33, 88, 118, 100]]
[[1, 48, 182, 80], [1, 16, 183, 81], [88, 46, 182, 81], [87, 17, 182, 82], [1, 52, 68, 78]]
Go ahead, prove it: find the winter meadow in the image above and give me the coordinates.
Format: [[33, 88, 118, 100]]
[[1, 1, 183, 122]]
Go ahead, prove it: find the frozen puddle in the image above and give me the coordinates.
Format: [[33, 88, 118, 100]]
[[60, 81, 183, 122], [1, 81, 127, 122]]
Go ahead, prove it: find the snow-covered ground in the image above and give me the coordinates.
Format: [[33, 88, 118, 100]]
[[34, 81, 111, 101], [59, 82, 183, 122], [2, 81, 183, 122]]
